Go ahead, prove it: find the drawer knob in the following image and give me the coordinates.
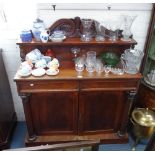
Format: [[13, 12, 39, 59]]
[[30, 83, 34, 87]]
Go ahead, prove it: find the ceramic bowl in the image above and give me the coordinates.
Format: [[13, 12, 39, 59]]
[[100, 52, 120, 67], [49, 36, 66, 42]]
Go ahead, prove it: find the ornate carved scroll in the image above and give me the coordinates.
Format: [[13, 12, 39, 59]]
[[48, 18, 76, 37], [48, 16, 123, 38]]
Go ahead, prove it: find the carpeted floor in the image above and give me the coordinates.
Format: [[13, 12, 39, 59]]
[[10, 122, 147, 151]]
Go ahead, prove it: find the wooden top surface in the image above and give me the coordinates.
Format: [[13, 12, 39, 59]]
[[17, 38, 137, 46], [14, 68, 142, 81]]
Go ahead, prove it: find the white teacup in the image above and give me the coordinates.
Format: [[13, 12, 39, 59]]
[[35, 59, 47, 68], [19, 66, 31, 75], [47, 58, 59, 69], [26, 49, 42, 63], [20, 61, 33, 69], [42, 56, 51, 63]]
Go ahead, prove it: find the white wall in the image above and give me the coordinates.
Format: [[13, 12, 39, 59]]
[[0, 3, 153, 121]]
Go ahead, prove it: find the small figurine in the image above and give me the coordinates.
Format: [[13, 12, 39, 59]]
[[45, 49, 55, 58]]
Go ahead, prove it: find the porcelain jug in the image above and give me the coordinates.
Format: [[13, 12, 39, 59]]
[[40, 30, 49, 43]]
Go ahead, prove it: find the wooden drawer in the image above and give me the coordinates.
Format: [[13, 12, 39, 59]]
[[17, 80, 78, 93], [80, 79, 139, 91]]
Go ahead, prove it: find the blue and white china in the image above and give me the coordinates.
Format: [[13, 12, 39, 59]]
[[26, 49, 42, 63], [35, 59, 47, 68], [20, 30, 32, 42], [32, 18, 45, 41], [40, 30, 49, 43]]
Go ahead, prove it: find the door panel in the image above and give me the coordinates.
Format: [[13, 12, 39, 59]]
[[79, 91, 126, 134], [30, 92, 78, 135]]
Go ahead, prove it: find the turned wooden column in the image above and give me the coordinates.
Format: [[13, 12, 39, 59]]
[[20, 93, 37, 141], [117, 90, 136, 137]]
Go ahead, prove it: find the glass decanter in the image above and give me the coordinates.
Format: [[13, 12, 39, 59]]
[[81, 19, 93, 42], [108, 18, 122, 41], [121, 15, 137, 41]]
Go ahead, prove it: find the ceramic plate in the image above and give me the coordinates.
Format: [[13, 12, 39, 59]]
[[31, 68, 46, 77], [46, 69, 59, 76]]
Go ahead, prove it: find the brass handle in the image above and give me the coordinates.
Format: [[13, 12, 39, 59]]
[[130, 118, 136, 125]]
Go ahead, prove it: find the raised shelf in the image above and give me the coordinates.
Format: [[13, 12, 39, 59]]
[[17, 38, 137, 46]]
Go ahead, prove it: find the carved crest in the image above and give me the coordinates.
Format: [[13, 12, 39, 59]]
[[48, 16, 123, 38]]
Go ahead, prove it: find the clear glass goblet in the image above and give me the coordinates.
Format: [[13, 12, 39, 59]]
[[85, 51, 96, 74], [104, 65, 111, 76], [95, 59, 104, 75], [75, 56, 85, 77]]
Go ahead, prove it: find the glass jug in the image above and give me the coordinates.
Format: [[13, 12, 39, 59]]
[[121, 49, 144, 74]]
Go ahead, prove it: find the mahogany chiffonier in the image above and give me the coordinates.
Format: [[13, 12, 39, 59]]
[[14, 17, 141, 146]]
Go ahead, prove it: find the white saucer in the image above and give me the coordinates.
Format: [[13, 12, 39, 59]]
[[18, 70, 31, 77], [31, 68, 46, 77], [46, 69, 59, 76]]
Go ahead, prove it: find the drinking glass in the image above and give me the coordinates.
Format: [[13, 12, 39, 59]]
[[95, 59, 104, 74], [109, 30, 119, 42], [104, 65, 111, 76], [81, 19, 93, 42], [108, 17, 122, 41], [85, 51, 96, 73], [75, 56, 85, 77]]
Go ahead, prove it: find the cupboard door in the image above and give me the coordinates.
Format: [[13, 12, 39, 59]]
[[79, 91, 126, 135], [30, 92, 78, 135]]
